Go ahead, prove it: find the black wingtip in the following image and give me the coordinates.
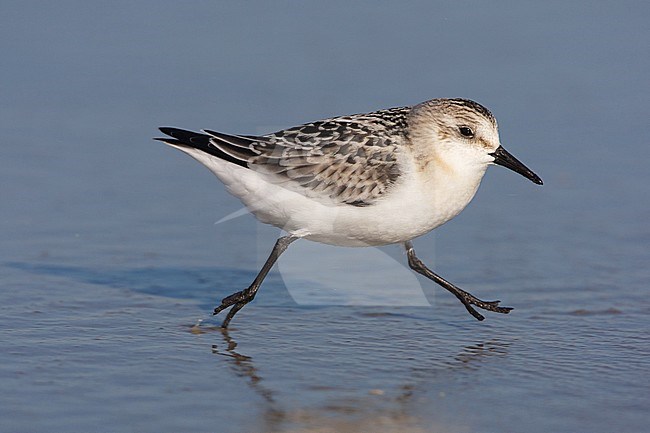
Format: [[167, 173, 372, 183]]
[[158, 127, 192, 139], [154, 126, 250, 169], [159, 126, 177, 136], [154, 130, 185, 146]]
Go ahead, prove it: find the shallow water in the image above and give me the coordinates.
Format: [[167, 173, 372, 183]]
[[1, 2, 649, 432]]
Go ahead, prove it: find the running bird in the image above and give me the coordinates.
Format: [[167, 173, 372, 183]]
[[155, 98, 543, 327]]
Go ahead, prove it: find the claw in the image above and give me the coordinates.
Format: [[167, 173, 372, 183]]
[[484, 300, 501, 306], [458, 292, 513, 319], [212, 287, 258, 328]]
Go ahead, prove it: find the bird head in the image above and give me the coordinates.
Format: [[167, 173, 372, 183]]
[[409, 98, 543, 185]]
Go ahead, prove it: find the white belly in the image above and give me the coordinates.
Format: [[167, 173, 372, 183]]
[[180, 148, 485, 247]]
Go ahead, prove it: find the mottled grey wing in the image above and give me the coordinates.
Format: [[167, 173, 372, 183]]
[[205, 108, 409, 206]]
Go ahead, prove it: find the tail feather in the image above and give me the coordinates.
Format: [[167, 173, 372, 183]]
[[155, 127, 248, 169]]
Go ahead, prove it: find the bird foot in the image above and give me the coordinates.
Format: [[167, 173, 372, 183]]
[[459, 292, 513, 321], [213, 287, 257, 328]]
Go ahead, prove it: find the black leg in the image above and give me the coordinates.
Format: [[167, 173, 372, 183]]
[[404, 241, 512, 321], [214, 235, 298, 328]]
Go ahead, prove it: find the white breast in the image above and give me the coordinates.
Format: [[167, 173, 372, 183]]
[[177, 146, 487, 247]]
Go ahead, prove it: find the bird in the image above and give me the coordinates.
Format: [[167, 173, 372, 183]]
[[155, 98, 543, 328]]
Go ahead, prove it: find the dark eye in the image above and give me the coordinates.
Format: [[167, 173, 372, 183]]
[[458, 126, 474, 138]]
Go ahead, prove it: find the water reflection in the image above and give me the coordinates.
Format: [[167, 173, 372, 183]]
[[211, 327, 287, 428], [212, 328, 277, 404], [206, 325, 510, 432], [451, 340, 510, 368]]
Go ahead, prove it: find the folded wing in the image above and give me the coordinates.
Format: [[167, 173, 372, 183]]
[[156, 107, 409, 206]]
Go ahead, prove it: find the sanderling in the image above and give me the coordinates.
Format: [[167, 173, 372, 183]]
[[156, 98, 542, 327]]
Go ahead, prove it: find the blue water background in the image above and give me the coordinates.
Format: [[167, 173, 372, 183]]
[[1, 2, 648, 432]]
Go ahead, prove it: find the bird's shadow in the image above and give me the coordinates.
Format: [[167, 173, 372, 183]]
[[4, 261, 296, 309]]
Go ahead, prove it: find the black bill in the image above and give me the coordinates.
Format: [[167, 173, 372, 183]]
[[490, 146, 543, 185]]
